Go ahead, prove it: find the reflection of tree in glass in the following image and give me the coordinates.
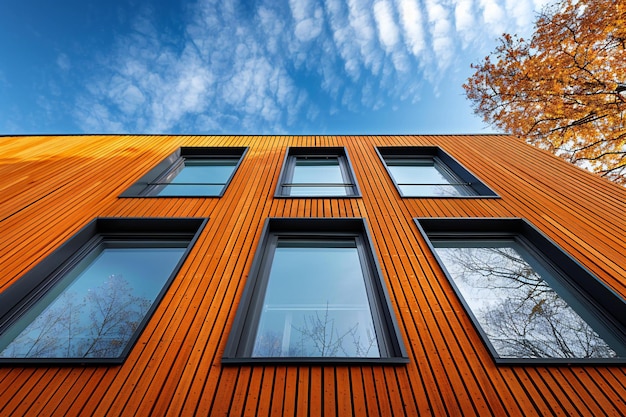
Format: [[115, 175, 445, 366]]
[[253, 330, 285, 357], [82, 274, 152, 357], [254, 304, 376, 358], [1, 274, 151, 358], [442, 247, 616, 359], [449, 247, 548, 296], [293, 306, 376, 357], [2, 291, 86, 358]]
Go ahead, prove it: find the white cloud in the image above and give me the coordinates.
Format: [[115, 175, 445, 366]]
[[107, 76, 145, 114], [75, 101, 126, 132], [77, 2, 306, 133], [533, 0, 553, 10], [290, 0, 324, 42], [289, 0, 309, 21], [222, 55, 291, 123], [374, 0, 411, 73], [373, 0, 400, 51], [73, 0, 553, 133], [454, 0, 476, 48], [424, 0, 455, 72], [478, 0, 506, 35], [396, 0, 426, 58], [346, 0, 382, 74], [504, 0, 538, 30], [257, 7, 286, 55], [56, 53, 71, 71], [295, 18, 323, 42], [325, 0, 361, 79]]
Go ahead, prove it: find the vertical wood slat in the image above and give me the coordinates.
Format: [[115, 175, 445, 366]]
[[0, 134, 624, 416]]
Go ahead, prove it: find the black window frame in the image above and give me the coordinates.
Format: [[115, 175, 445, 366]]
[[120, 147, 248, 197], [376, 146, 498, 198], [0, 217, 207, 365], [223, 218, 407, 364], [414, 217, 626, 365], [275, 147, 361, 198]]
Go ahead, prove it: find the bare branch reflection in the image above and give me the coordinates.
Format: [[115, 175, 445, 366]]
[[253, 304, 376, 358], [0, 274, 151, 359], [436, 245, 617, 359]]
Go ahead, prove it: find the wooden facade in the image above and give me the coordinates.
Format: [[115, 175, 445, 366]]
[[0, 134, 624, 416]]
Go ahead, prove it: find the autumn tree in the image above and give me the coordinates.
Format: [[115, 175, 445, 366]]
[[464, 0, 626, 184]]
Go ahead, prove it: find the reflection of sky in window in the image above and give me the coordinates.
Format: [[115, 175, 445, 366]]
[[387, 159, 468, 197], [289, 158, 347, 196], [252, 240, 380, 357], [433, 241, 620, 359], [0, 246, 185, 359], [388, 161, 447, 184], [157, 158, 238, 196]]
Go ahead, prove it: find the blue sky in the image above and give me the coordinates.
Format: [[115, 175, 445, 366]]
[[0, 0, 550, 135]]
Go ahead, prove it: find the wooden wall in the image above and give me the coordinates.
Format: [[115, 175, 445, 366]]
[[0, 134, 624, 416]]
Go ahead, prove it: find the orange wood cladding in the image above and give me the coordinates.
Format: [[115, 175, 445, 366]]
[[0, 134, 624, 416]]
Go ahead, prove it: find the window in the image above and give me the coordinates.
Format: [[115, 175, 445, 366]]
[[377, 147, 497, 197], [0, 218, 206, 364], [415, 218, 626, 364], [276, 147, 360, 197], [223, 218, 407, 364], [120, 147, 247, 197]]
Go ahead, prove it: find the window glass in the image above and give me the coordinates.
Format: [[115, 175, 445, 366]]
[[253, 239, 380, 357], [386, 157, 474, 197], [377, 147, 498, 198], [223, 218, 407, 363], [156, 158, 240, 196], [276, 148, 360, 197], [289, 158, 347, 196], [0, 244, 186, 359], [432, 239, 623, 359], [120, 147, 247, 198]]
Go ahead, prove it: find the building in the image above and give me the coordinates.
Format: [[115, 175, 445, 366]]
[[0, 134, 624, 416]]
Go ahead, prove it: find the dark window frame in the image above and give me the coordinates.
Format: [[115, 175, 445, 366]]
[[0, 217, 207, 365], [414, 217, 626, 365], [376, 146, 498, 198], [120, 147, 248, 197], [223, 218, 407, 364], [275, 147, 361, 198]]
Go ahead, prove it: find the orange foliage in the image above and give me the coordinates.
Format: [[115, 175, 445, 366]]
[[464, 0, 626, 185]]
